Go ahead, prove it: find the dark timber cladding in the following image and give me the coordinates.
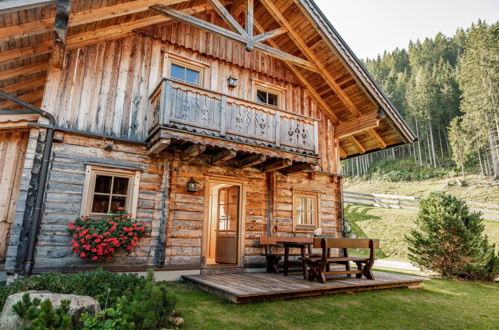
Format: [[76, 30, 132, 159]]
[[183, 272, 427, 303]]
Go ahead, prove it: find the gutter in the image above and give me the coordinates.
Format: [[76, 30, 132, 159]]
[[0, 90, 55, 276]]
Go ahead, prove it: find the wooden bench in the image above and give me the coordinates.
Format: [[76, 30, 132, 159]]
[[302, 238, 379, 283], [259, 236, 315, 274]]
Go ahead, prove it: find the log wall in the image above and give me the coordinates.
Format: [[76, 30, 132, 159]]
[[4, 130, 342, 272]]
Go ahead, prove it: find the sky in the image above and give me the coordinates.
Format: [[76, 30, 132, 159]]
[[315, 0, 499, 59]]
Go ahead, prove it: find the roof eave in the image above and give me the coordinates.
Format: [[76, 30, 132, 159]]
[[297, 0, 417, 144]]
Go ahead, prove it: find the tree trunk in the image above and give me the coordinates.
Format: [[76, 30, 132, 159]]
[[488, 128, 499, 180]]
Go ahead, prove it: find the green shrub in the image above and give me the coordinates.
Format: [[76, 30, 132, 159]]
[[81, 270, 177, 329], [406, 192, 499, 280], [13, 293, 72, 330], [0, 269, 144, 310]]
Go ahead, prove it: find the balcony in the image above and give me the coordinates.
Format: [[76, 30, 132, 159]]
[[147, 79, 320, 170]]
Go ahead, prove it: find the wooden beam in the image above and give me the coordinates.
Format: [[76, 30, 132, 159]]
[[0, 0, 190, 42], [208, 149, 237, 165], [52, 0, 73, 69], [253, 20, 339, 123], [0, 62, 47, 82], [1, 76, 47, 94], [260, 0, 362, 117], [0, 90, 44, 109], [180, 144, 207, 161], [246, 0, 254, 37], [254, 27, 287, 42], [334, 112, 379, 138], [150, 4, 318, 72], [338, 146, 347, 159], [0, 41, 53, 65], [368, 128, 387, 149], [262, 159, 292, 172], [231, 0, 246, 18], [349, 135, 366, 154], [279, 162, 313, 175], [232, 154, 266, 169], [0, 0, 53, 14], [148, 138, 171, 155], [207, 0, 247, 36]]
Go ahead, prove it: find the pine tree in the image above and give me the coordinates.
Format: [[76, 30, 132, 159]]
[[406, 192, 499, 280]]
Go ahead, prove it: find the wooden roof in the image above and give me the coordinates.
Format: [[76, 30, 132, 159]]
[[0, 0, 416, 159]]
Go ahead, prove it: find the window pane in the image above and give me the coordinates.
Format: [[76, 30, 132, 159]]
[[94, 175, 112, 193], [256, 90, 267, 103], [186, 68, 200, 85], [267, 92, 279, 106], [171, 64, 185, 80], [110, 196, 127, 213], [228, 186, 239, 204], [92, 194, 110, 213], [113, 177, 129, 195]]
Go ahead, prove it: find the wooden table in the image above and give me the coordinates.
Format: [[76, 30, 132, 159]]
[[274, 237, 314, 276]]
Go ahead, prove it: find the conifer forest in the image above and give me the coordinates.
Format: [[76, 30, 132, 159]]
[[343, 21, 498, 180]]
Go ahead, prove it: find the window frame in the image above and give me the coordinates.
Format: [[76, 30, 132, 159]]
[[292, 190, 320, 231], [81, 165, 140, 218], [252, 80, 285, 109], [164, 52, 209, 87]]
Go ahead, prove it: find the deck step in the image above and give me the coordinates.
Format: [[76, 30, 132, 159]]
[[201, 267, 246, 276]]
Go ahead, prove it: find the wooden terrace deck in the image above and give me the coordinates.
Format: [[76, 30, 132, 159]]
[[182, 271, 427, 303]]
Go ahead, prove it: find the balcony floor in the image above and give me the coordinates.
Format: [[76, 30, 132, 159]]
[[182, 271, 427, 303]]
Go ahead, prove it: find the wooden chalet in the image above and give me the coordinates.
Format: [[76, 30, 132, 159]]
[[0, 0, 416, 277]]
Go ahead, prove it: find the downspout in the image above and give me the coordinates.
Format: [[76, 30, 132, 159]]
[[0, 90, 56, 276]]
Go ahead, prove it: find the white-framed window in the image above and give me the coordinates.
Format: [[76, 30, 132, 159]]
[[164, 52, 209, 87], [293, 190, 319, 231], [81, 165, 140, 218]]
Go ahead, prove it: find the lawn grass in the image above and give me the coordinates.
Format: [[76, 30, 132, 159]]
[[167, 276, 499, 329], [345, 205, 499, 261]]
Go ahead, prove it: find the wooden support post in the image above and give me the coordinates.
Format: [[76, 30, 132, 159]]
[[245, 0, 254, 50], [265, 171, 276, 236], [52, 0, 73, 69], [232, 154, 266, 169], [181, 144, 207, 161], [262, 159, 292, 172]]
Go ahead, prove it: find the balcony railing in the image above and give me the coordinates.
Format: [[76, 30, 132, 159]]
[[148, 79, 319, 156]]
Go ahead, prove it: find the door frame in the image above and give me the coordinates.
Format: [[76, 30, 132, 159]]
[[202, 176, 246, 268]]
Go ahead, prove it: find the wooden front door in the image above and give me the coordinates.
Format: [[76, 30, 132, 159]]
[[214, 186, 239, 264]]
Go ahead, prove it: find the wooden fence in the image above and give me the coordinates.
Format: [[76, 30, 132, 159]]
[[344, 191, 499, 222]]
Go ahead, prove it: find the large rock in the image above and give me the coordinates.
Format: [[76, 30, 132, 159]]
[[0, 291, 100, 330]]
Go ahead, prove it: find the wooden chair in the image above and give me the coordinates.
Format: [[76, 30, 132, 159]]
[[302, 238, 379, 283]]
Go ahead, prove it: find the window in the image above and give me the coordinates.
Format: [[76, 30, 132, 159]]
[[293, 191, 319, 230], [256, 89, 279, 107], [170, 63, 200, 85], [82, 166, 140, 218]]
